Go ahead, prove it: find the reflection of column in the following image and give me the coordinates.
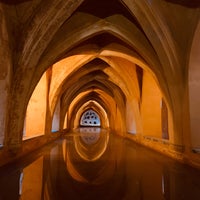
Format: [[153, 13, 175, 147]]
[[162, 170, 170, 200], [42, 145, 61, 200], [19, 172, 23, 196], [167, 166, 200, 200], [0, 170, 21, 200], [125, 143, 165, 200], [20, 156, 44, 200]]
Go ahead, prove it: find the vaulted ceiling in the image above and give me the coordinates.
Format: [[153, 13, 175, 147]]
[[0, 0, 199, 147]]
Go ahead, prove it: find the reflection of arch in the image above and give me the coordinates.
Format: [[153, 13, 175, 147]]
[[73, 128, 109, 162], [80, 127, 101, 145], [80, 109, 100, 127], [62, 129, 124, 186]]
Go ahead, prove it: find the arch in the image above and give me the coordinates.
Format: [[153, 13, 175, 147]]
[[80, 109, 101, 127], [7, 13, 159, 144], [40, 13, 161, 76], [121, 0, 180, 75], [47, 44, 162, 136], [5, 4, 179, 150], [24, 72, 47, 139], [4, 0, 84, 149], [60, 82, 112, 131], [68, 92, 112, 130]]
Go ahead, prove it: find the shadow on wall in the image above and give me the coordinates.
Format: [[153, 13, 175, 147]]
[[0, 0, 32, 4]]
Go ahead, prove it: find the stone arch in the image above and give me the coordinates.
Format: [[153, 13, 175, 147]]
[[68, 93, 110, 130], [4, 0, 84, 149], [80, 109, 101, 127], [60, 82, 112, 131], [5, 4, 179, 150], [24, 72, 47, 138], [122, 0, 190, 149], [68, 90, 125, 133], [47, 44, 168, 136]]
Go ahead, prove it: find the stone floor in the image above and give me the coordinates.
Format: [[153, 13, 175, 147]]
[[0, 128, 200, 200]]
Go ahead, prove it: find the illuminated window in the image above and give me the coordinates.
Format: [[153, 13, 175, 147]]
[[80, 109, 100, 126]]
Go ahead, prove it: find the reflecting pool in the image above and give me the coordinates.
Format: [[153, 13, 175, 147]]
[[0, 128, 200, 200]]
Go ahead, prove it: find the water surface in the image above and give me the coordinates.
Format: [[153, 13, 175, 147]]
[[0, 128, 200, 200]]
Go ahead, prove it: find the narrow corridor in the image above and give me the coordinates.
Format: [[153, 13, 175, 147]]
[[0, 128, 200, 200]]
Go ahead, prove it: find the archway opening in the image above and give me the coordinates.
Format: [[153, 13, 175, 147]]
[[23, 72, 47, 139], [80, 109, 101, 127]]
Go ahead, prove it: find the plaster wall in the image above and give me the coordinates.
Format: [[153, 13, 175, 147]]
[[0, 9, 10, 146], [189, 20, 200, 149], [132, 153, 165, 199], [52, 100, 60, 132], [114, 104, 126, 134], [0, 80, 7, 145], [141, 71, 162, 138], [25, 73, 47, 138], [126, 100, 136, 134]]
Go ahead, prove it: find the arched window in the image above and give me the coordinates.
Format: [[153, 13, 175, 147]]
[[80, 109, 100, 127]]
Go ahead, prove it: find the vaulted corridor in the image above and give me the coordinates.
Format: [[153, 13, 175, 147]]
[[0, 0, 200, 199]]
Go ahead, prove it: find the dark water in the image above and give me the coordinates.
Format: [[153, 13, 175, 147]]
[[0, 128, 200, 200]]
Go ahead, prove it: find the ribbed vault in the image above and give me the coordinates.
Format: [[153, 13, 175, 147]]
[[0, 0, 199, 167]]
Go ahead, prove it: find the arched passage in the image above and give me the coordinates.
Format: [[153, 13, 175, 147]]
[[80, 109, 101, 127], [68, 90, 118, 132], [24, 72, 47, 139], [1, 0, 194, 165]]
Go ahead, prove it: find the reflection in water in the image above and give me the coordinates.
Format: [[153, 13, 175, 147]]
[[19, 157, 43, 200], [73, 128, 109, 162], [0, 128, 200, 200], [79, 127, 101, 145]]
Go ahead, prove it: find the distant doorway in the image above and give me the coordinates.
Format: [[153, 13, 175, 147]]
[[80, 109, 101, 127]]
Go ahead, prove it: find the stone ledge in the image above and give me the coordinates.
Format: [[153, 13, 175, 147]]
[[126, 133, 184, 162], [0, 133, 61, 167]]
